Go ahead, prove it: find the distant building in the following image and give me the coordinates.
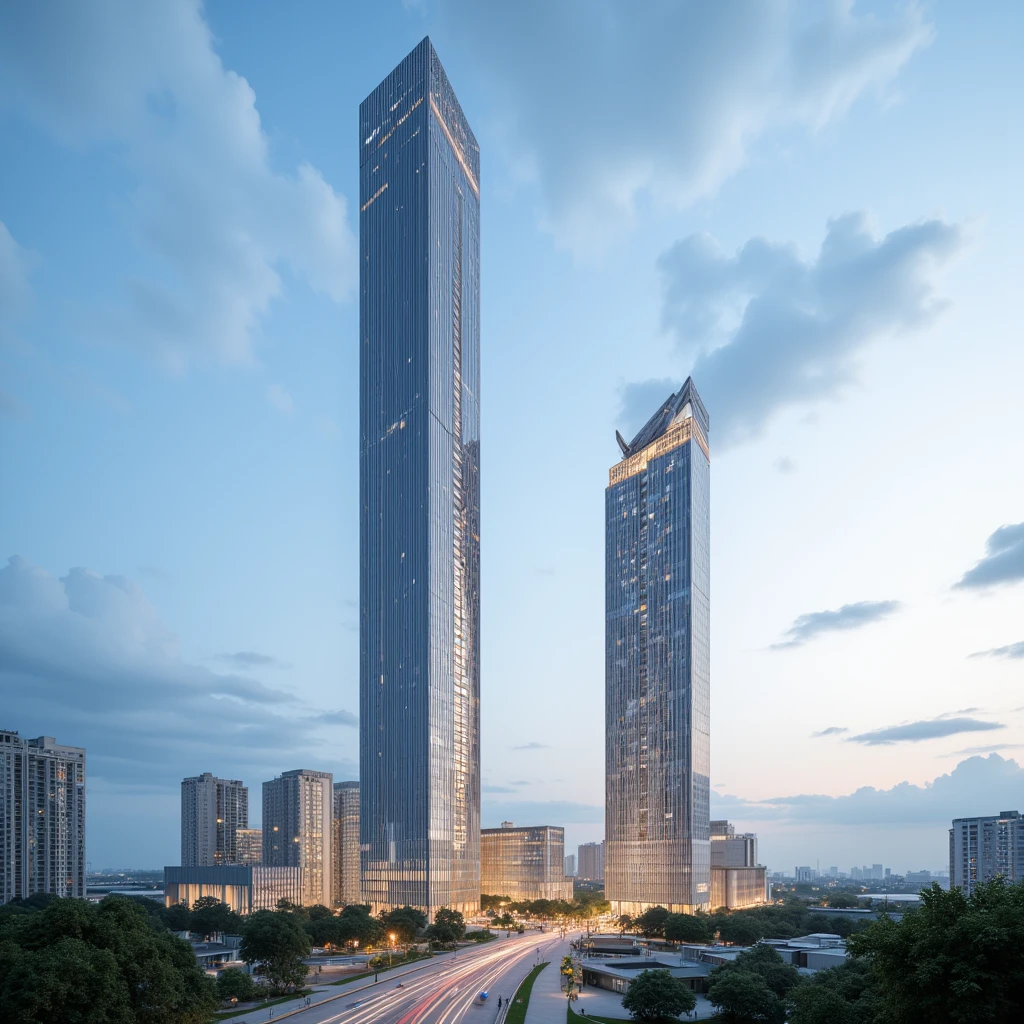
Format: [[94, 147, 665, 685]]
[[709, 821, 765, 910], [950, 810, 1023, 895], [606, 379, 711, 915], [872, 864, 884, 880], [333, 781, 360, 906], [164, 865, 302, 915], [795, 866, 814, 882], [0, 731, 86, 904], [565, 854, 577, 877], [180, 773, 248, 867], [235, 828, 263, 866], [710, 824, 757, 869], [263, 769, 333, 907], [481, 823, 572, 901], [578, 841, 606, 882]]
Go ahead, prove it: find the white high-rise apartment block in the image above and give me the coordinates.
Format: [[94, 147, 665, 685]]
[[565, 853, 577, 877], [181, 773, 248, 866], [950, 810, 1023, 895], [0, 731, 86, 904], [264, 769, 333, 907]]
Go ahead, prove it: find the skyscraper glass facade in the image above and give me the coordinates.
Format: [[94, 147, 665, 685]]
[[359, 37, 481, 918], [605, 378, 711, 914]]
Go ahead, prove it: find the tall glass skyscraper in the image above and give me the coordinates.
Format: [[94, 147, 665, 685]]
[[605, 378, 711, 914], [359, 38, 481, 918]]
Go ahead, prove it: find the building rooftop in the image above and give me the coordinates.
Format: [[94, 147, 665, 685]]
[[616, 377, 709, 458]]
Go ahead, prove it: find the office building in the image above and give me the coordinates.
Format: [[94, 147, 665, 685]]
[[606, 378, 711, 914], [709, 820, 765, 910], [578, 841, 605, 882], [359, 37, 481, 918], [263, 770, 333, 907], [180, 773, 248, 867], [950, 810, 1023, 895], [0, 731, 86, 904], [236, 828, 263, 866], [480, 823, 572, 901], [164, 865, 302, 916], [795, 866, 814, 882], [333, 781, 361, 906], [565, 854, 577, 877], [710, 821, 757, 869]]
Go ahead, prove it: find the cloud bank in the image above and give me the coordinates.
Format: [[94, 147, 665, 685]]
[[812, 726, 848, 738], [772, 598, 901, 649], [0, 1, 356, 369], [0, 556, 355, 790], [713, 754, 1023, 826], [440, 0, 932, 250], [623, 214, 961, 445], [955, 523, 1024, 590], [849, 716, 1004, 746]]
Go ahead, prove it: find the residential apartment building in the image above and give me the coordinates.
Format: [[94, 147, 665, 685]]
[[333, 781, 361, 906], [565, 854, 577, 877], [180, 773, 248, 866], [950, 810, 1023, 895], [0, 731, 86, 903], [263, 769, 333, 907], [481, 823, 572, 901]]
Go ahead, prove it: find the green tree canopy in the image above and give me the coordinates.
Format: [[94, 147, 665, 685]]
[[664, 912, 712, 944], [621, 968, 696, 1021], [380, 906, 427, 944], [239, 909, 310, 994], [425, 907, 465, 946], [706, 969, 786, 1024], [189, 896, 242, 940], [336, 904, 385, 947], [216, 966, 257, 1002], [0, 895, 217, 1024], [825, 892, 860, 909], [849, 879, 1024, 1023], [634, 906, 671, 938]]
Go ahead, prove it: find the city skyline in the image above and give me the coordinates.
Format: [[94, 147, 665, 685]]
[[1, 2, 1023, 873]]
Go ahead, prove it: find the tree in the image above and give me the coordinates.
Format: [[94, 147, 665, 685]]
[[216, 966, 257, 1002], [826, 892, 860, 909], [664, 912, 712, 944], [618, 914, 634, 934], [0, 895, 217, 1024], [189, 897, 242, 940], [621, 968, 696, 1021], [336, 904, 385, 947], [716, 917, 760, 946], [380, 906, 427, 944], [635, 906, 671, 938], [426, 907, 465, 946], [706, 970, 786, 1024], [159, 901, 192, 932], [239, 910, 311, 994], [849, 879, 1024, 1023]]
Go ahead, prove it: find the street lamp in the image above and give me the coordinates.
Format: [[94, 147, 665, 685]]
[[389, 932, 396, 968]]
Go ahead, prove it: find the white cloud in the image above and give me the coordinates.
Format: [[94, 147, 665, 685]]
[[0, 1, 356, 370], [623, 213, 961, 444], [266, 383, 294, 414], [438, 0, 933, 250]]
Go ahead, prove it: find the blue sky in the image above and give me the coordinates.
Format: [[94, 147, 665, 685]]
[[1, 0, 1022, 873]]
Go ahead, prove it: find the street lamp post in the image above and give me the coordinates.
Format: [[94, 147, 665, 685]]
[[389, 933, 396, 969]]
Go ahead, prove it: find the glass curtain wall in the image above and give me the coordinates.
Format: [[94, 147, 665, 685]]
[[359, 38, 481, 918]]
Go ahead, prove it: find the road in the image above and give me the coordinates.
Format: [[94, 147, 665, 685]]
[[239, 932, 566, 1024]]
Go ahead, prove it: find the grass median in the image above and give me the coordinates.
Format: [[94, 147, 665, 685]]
[[506, 962, 550, 1024]]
